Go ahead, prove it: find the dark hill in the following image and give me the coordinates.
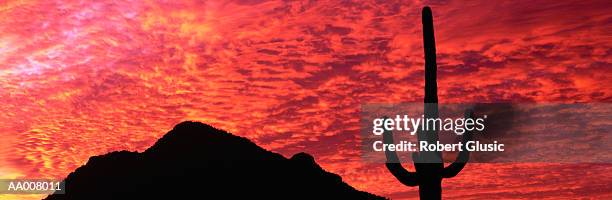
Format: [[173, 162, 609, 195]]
[[44, 121, 385, 200]]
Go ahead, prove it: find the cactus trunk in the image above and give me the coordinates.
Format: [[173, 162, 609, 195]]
[[418, 7, 444, 200]]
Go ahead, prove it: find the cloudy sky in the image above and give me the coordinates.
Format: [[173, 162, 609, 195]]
[[0, 0, 610, 199]]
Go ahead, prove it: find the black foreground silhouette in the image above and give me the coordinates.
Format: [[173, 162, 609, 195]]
[[383, 6, 474, 200], [44, 121, 385, 200]]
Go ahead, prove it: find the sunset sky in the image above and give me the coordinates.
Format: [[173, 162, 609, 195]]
[[0, 0, 611, 199]]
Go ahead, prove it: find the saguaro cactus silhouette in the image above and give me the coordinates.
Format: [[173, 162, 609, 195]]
[[383, 6, 472, 200]]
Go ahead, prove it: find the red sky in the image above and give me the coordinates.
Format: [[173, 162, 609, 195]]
[[0, 0, 611, 199]]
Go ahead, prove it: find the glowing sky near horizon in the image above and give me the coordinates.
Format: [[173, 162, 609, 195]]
[[0, 0, 611, 199]]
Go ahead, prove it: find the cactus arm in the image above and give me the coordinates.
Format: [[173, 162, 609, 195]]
[[383, 125, 419, 186], [442, 110, 473, 178], [441, 147, 468, 178], [382, 122, 401, 163], [385, 163, 419, 186]]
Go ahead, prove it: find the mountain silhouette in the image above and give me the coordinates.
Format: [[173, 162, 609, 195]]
[[43, 121, 384, 200]]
